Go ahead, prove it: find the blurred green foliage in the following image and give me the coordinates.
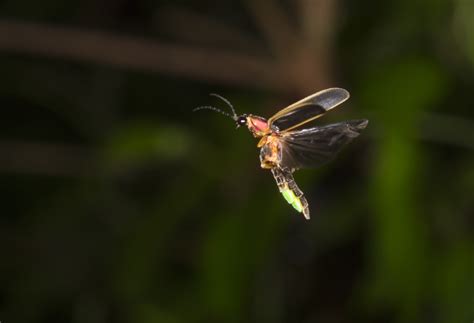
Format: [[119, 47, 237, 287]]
[[0, 1, 473, 323]]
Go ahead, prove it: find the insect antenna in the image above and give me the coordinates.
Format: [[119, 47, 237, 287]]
[[209, 93, 237, 118], [193, 93, 238, 121], [192, 105, 236, 120]]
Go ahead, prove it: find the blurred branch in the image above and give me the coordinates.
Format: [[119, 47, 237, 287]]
[[156, 7, 264, 53], [0, 0, 340, 95], [244, 0, 297, 57], [0, 20, 281, 90], [299, 0, 336, 53], [298, 0, 337, 77], [0, 140, 95, 176], [0, 0, 337, 95], [244, 0, 334, 92]]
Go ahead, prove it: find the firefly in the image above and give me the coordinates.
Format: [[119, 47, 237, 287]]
[[194, 88, 368, 219]]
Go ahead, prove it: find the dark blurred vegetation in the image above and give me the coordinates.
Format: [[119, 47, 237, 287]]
[[0, 0, 473, 322]]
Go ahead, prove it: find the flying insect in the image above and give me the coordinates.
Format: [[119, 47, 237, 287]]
[[194, 88, 368, 219]]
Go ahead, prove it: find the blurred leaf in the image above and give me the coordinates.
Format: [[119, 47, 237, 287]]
[[360, 57, 446, 320], [103, 122, 192, 170], [454, 0, 474, 65]]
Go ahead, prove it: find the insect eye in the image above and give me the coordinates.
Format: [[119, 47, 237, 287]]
[[237, 116, 247, 126]]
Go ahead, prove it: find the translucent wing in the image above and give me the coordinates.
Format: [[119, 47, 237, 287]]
[[279, 119, 368, 170], [268, 88, 350, 132]]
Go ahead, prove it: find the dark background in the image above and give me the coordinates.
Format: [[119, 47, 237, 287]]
[[0, 1, 473, 322]]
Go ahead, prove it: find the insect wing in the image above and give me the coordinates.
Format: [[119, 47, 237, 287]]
[[268, 88, 350, 132], [279, 119, 368, 170]]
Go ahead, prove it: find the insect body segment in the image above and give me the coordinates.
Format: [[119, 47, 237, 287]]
[[259, 135, 282, 169], [271, 168, 309, 219], [246, 115, 271, 137], [195, 88, 368, 220]]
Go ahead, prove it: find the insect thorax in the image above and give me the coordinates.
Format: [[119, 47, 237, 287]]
[[259, 136, 282, 169], [247, 115, 270, 137]]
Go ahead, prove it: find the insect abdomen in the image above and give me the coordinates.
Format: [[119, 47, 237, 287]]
[[281, 188, 304, 213], [271, 168, 310, 219]]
